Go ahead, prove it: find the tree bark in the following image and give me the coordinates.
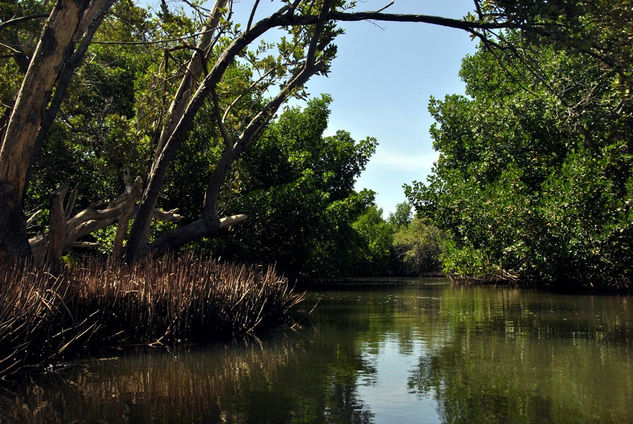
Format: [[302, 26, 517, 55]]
[[125, 0, 228, 260], [126, 3, 306, 261], [45, 185, 68, 268], [112, 177, 142, 259], [28, 178, 181, 261], [0, 0, 115, 260], [154, 0, 228, 156], [143, 1, 333, 257], [1, 0, 87, 208]]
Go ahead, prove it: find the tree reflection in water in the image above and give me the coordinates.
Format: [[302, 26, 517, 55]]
[[1, 282, 632, 424], [0, 324, 376, 423], [407, 286, 633, 424]]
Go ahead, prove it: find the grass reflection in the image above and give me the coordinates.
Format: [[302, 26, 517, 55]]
[[0, 327, 376, 424], [1, 282, 631, 424]]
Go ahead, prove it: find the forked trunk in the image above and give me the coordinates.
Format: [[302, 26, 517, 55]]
[[125, 0, 228, 261]]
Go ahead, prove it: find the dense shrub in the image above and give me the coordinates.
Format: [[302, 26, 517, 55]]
[[407, 35, 632, 290], [393, 218, 444, 275]]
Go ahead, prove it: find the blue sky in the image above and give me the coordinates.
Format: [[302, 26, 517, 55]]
[[154, 1, 478, 215], [302, 0, 478, 215]]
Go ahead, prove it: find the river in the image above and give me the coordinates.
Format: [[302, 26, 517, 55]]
[[1, 279, 632, 423]]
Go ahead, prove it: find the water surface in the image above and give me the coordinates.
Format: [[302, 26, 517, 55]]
[[2, 280, 632, 423]]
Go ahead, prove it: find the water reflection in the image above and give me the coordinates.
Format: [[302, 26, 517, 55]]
[[1, 281, 632, 424], [408, 286, 633, 424]]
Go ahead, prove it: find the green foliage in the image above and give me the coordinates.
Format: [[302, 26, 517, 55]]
[[5, 2, 384, 271], [25, 1, 158, 218], [407, 31, 632, 289], [205, 96, 379, 279], [490, 0, 633, 81], [393, 218, 444, 275], [349, 206, 393, 276], [20, 1, 206, 245], [388, 201, 412, 228]]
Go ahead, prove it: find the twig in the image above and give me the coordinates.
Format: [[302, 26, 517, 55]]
[[0, 13, 48, 32], [376, 1, 395, 14], [92, 27, 219, 45], [247, 0, 261, 31]]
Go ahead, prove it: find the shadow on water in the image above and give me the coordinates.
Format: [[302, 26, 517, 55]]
[[1, 280, 632, 424]]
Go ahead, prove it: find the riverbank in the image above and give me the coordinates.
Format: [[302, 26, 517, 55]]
[[0, 254, 305, 380], [319, 272, 632, 294]]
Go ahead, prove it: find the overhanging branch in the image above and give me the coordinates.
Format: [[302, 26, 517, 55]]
[[0, 13, 48, 32]]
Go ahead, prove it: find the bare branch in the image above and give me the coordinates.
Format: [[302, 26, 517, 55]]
[[376, 1, 395, 14], [0, 41, 23, 54], [152, 208, 183, 222], [322, 10, 509, 31], [222, 67, 276, 124], [91, 27, 220, 46], [219, 214, 247, 229], [238, 1, 332, 151], [26, 209, 43, 228], [0, 13, 48, 32], [179, 0, 212, 19], [68, 241, 100, 249], [247, 0, 261, 31], [154, 0, 228, 157], [211, 90, 232, 147], [473, 0, 483, 20], [306, 0, 332, 67], [27, 176, 184, 260]]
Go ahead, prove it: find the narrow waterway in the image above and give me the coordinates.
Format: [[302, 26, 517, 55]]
[[2, 280, 632, 423]]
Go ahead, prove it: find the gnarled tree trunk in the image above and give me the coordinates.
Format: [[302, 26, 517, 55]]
[[0, 0, 114, 260], [28, 177, 181, 263], [125, 0, 228, 261]]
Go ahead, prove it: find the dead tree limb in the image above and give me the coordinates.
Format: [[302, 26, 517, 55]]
[[45, 184, 68, 266], [28, 178, 182, 261]]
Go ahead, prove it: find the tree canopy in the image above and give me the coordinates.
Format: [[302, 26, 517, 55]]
[[0, 0, 507, 263], [406, 28, 632, 289], [1, 0, 630, 289], [204, 95, 379, 279]]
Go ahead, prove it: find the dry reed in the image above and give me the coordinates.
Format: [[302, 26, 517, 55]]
[[0, 254, 305, 379]]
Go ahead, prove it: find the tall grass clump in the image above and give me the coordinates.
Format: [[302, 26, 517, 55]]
[[0, 254, 304, 379]]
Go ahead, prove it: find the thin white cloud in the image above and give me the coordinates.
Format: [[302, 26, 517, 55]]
[[370, 150, 438, 171]]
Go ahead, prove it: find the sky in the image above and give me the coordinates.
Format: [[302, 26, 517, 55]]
[[301, 0, 478, 216], [154, 0, 479, 216]]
